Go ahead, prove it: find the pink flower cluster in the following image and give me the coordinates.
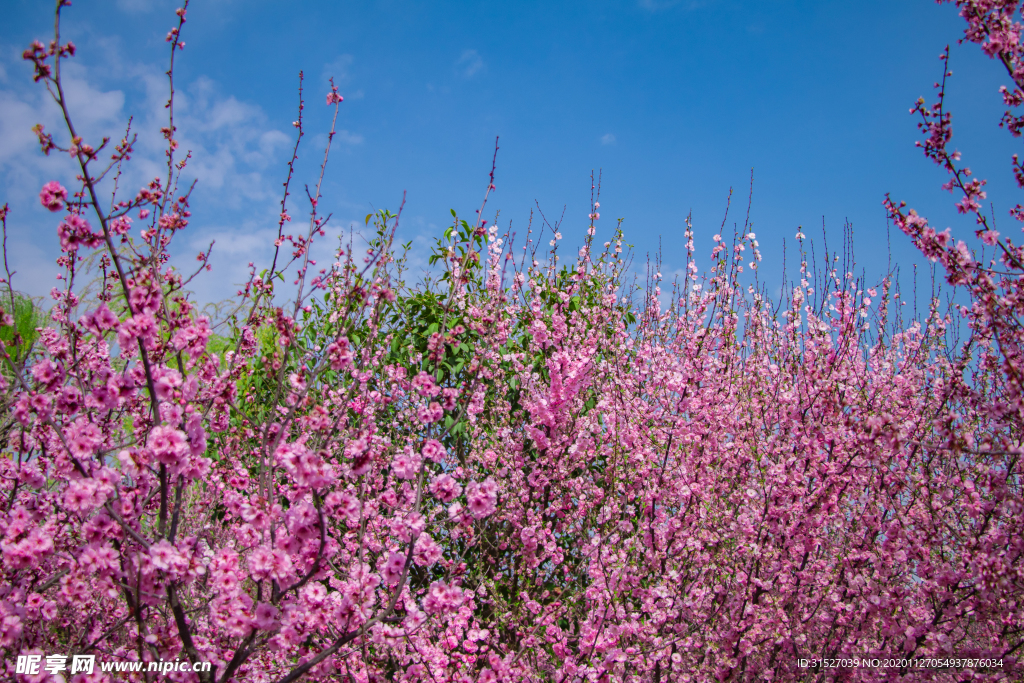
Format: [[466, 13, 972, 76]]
[[38, 180, 66, 212], [3, 3, 1023, 681]]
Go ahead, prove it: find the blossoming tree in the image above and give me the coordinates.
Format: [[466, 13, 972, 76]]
[[1, 0, 1021, 681]]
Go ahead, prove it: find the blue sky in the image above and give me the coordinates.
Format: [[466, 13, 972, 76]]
[[0, 0, 1019, 310]]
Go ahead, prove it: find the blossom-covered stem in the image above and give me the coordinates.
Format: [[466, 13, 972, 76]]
[[168, 583, 213, 683], [291, 78, 343, 316], [273, 630, 362, 683], [160, 2, 188, 216], [44, 0, 162, 427]]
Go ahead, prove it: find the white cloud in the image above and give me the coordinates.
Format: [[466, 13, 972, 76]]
[[1, 225, 60, 301], [62, 81, 126, 130], [601, 133, 616, 145], [0, 36, 313, 305], [336, 130, 364, 145], [322, 54, 354, 87], [181, 217, 404, 310], [456, 49, 485, 78]]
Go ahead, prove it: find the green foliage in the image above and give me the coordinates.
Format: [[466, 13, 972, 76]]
[[222, 205, 636, 478], [0, 290, 44, 370]]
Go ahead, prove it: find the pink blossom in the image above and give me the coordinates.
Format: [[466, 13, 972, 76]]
[[39, 180, 67, 211], [55, 385, 82, 415], [255, 602, 280, 630], [78, 544, 119, 576], [327, 337, 354, 370], [149, 539, 187, 576], [277, 441, 334, 488], [185, 412, 207, 456], [417, 401, 444, 424], [0, 615, 24, 647], [381, 551, 406, 584], [67, 418, 104, 458], [147, 425, 189, 466], [347, 435, 373, 475], [391, 451, 420, 480], [116, 312, 157, 353], [89, 381, 118, 410], [326, 490, 361, 523], [440, 386, 459, 411], [63, 478, 105, 513], [29, 394, 52, 421], [423, 580, 463, 615], [152, 366, 183, 401], [110, 215, 132, 235], [429, 474, 462, 503], [1, 528, 53, 569], [413, 535, 443, 567], [170, 316, 211, 354], [247, 547, 274, 580], [17, 464, 46, 489], [421, 438, 447, 463], [268, 549, 294, 581], [30, 359, 63, 389], [13, 395, 33, 426], [57, 213, 103, 251], [980, 228, 1000, 246], [128, 283, 161, 315], [80, 303, 120, 334], [412, 371, 440, 396], [466, 478, 498, 519], [301, 582, 327, 607]]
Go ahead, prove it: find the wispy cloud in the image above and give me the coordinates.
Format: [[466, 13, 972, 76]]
[[336, 130, 364, 145], [322, 54, 353, 87], [0, 39, 305, 304], [456, 49, 485, 78], [601, 133, 616, 145]]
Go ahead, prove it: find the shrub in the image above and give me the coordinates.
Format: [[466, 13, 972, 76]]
[[1, 1, 1021, 681]]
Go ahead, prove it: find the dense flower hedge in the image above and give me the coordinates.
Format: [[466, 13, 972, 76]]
[[1, 1, 1022, 681]]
